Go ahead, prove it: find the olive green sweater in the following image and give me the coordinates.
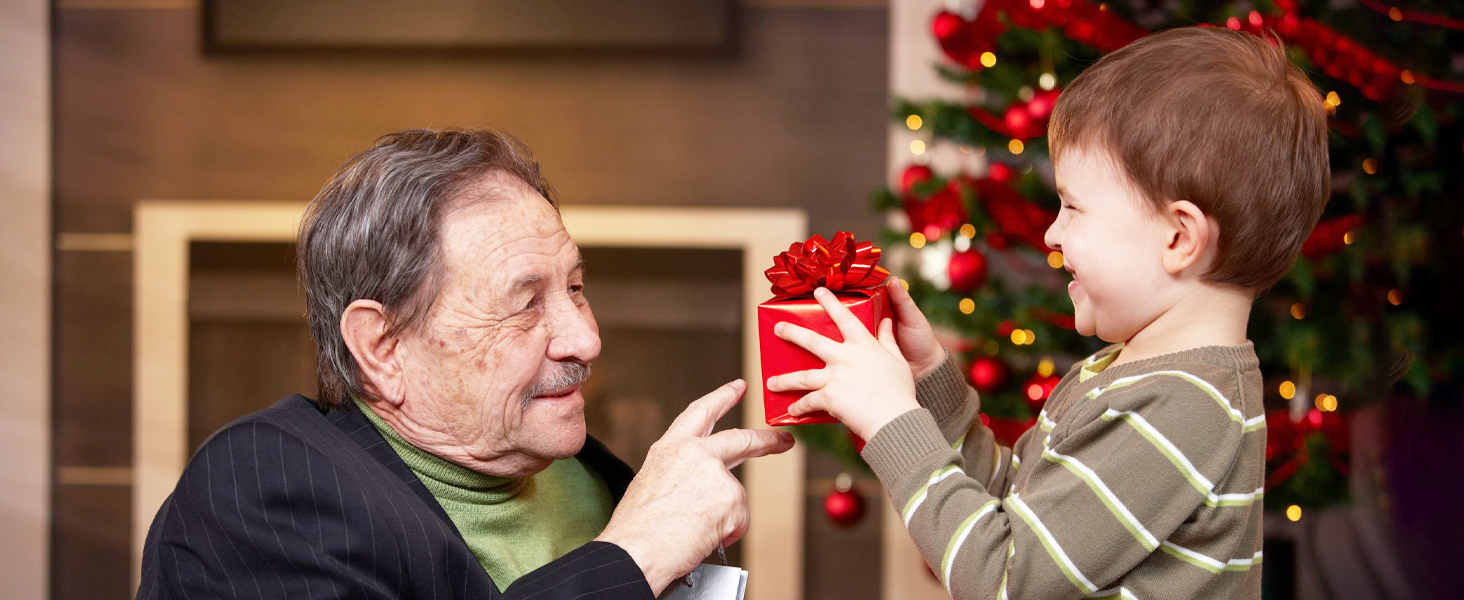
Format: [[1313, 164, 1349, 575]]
[[862, 344, 1266, 599], [357, 401, 614, 592]]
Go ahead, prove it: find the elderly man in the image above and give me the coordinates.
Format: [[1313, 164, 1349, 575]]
[[135, 128, 795, 599]]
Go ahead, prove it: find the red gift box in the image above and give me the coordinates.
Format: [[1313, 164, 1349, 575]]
[[758, 232, 892, 426]]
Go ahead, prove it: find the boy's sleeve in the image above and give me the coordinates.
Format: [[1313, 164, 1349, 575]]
[[911, 352, 1016, 495], [861, 378, 1246, 599]]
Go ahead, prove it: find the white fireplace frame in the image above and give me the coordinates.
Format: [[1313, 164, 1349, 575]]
[[133, 200, 809, 599]]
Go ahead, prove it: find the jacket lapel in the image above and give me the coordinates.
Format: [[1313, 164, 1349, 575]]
[[329, 403, 466, 541]]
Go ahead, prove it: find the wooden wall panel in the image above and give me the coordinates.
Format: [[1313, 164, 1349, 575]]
[[53, 8, 889, 237], [52, 485, 131, 600], [54, 251, 134, 467]]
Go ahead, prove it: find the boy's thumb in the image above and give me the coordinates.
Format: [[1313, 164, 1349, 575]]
[[878, 318, 900, 353]]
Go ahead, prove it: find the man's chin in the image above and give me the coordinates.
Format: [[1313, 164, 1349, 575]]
[[521, 393, 588, 457]]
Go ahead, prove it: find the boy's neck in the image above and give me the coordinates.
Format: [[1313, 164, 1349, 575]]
[[1110, 284, 1253, 367]]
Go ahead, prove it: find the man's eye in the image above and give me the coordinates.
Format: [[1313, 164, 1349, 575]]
[[569, 284, 584, 295]]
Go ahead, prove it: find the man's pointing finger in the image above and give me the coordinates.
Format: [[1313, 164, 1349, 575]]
[[705, 428, 796, 469], [667, 379, 747, 437]]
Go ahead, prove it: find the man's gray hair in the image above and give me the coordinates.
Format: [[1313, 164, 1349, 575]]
[[297, 128, 558, 409]]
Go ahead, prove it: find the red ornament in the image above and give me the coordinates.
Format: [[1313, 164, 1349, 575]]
[[987, 415, 1039, 447], [986, 232, 1011, 250], [1300, 214, 1364, 259], [900, 164, 934, 195], [930, 9, 1006, 69], [824, 474, 865, 526], [969, 356, 1009, 393], [905, 185, 968, 239], [1024, 373, 1061, 409], [1025, 89, 1061, 120], [947, 249, 989, 294], [975, 177, 1057, 251], [1002, 105, 1040, 139], [996, 319, 1018, 338], [986, 162, 1014, 183], [931, 11, 966, 43]]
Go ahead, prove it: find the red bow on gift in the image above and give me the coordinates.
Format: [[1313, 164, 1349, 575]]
[[765, 232, 890, 298]]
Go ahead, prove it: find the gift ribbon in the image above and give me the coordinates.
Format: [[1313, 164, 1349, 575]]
[[765, 232, 890, 298]]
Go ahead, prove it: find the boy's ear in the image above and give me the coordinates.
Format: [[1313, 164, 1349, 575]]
[[1162, 200, 1212, 276], [339, 299, 407, 406]]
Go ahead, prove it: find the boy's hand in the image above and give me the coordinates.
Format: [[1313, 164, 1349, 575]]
[[766, 287, 920, 441], [886, 276, 947, 381]]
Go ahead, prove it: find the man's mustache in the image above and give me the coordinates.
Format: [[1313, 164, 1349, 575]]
[[520, 361, 592, 406]]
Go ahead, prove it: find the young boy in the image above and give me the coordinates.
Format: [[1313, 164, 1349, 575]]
[[767, 27, 1329, 599]]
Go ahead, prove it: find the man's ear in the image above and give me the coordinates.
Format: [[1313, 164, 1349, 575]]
[[339, 299, 406, 406], [1162, 200, 1213, 276]]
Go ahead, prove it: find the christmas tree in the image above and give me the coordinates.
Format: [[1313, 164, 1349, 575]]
[[800, 0, 1463, 518]]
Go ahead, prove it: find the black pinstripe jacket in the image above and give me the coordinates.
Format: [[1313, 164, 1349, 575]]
[[135, 395, 653, 599]]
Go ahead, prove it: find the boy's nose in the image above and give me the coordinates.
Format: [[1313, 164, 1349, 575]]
[[1043, 219, 1064, 251]]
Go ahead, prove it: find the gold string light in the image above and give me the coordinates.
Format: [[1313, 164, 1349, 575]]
[[906, 114, 923, 130], [1046, 251, 1064, 269], [980, 52, 997, 68], [1279, 380, 1296, 400], [1286, 505, 1302, 522], [959, 298, 976, 314], [1037, 357, 1055, 378], [1008, 139, 1025, 154], [909, 232, 927, 249], [910, 140, 927, 155]]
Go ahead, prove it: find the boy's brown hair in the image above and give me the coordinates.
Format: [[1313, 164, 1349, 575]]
[[1048, 26, 1331, 293]]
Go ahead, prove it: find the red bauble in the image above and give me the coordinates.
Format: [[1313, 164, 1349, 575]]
[[824, 481, 865, 527], [1024, 374, 1061, 409], [947, 249, 989, 294], [1301, 214, 1363, 259], [986, 162, 1014, 182], [995, 319, 1018, 338], [1003, 105, 1037, 139], [969, 356, 1009, 393], [905, 185, 968, 239], [1025, 89, 1061, 120], [932, 11, 966, 41], [900, 164, 935, 194], [986, 232, 1011, 249]]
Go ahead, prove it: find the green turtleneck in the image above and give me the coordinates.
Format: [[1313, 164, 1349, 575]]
[[355, 399, 615, 592]]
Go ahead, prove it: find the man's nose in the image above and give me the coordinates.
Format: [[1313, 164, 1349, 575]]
[[546, 297, 601, 365]]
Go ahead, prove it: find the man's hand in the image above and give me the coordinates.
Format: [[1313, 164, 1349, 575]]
[[765, 287, 921, 441], [886, 276, 946, 381], [595, 380, 795, 596]]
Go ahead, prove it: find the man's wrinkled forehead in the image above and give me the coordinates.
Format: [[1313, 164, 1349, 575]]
[[436, 175, 573, 284]]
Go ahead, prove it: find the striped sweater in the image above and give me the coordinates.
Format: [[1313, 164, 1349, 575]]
[[861, 343, 1266, 599]]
